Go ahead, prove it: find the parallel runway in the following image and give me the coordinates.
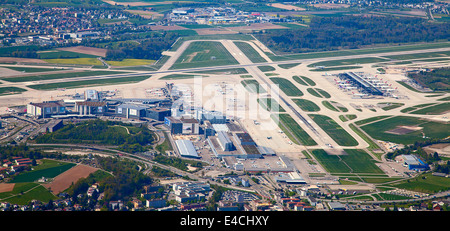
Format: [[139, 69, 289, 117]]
[[2, 43, 450, 85]]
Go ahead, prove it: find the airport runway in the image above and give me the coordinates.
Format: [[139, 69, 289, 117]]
[[2, 43, 450, 86], [220, 39, 343, 150]]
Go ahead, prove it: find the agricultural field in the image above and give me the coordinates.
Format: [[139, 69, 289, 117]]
[[309, 114, 359, 146], [360, 116, 450, 145], [170, 41, 239, 69]]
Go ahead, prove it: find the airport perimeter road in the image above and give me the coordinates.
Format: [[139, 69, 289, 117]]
[[220, 39, 343, 150]]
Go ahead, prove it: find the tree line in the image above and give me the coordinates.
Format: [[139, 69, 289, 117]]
[[104, 32, 179, 61], [255, 15, 450, 54]]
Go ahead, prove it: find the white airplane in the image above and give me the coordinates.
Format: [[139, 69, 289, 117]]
[[352, 92, 368, 97], [6, 108, 14, 112]]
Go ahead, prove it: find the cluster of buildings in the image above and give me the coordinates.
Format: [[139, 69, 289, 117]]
[[172, 181, 210, 203], [26, 89, 172, 122], [169, 7, 289, 25], [0, 4, 137, 46], [0, 156, 33, 177]]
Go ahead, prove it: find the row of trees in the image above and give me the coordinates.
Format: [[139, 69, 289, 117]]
[[255, 15, 450, 54]]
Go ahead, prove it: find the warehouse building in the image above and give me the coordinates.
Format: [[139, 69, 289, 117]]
[[146, 107, 171, 121], [27, 101, 66, 118], [75, 101, 107, 116], [115, 104, 147, 119], [165, 116, 183, 134], [217, 131, 234, 151], [175, 139, 200, 159]]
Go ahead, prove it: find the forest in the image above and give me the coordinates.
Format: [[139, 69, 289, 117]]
[[407, 67, 450, 91], [104, 32, 179, 61], [34, 119, 155, 153], [255, 15, 450, 54]]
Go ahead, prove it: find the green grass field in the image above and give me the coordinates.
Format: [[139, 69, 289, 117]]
[[2, 70, 129, 83], [0, 183, 57, 205], [0, 87, 27, 95], [241, 79, 266, 94], [258, 98, 286, 113], [354, 115, 392, 126], [293, 75, 316, 86], [309, 114, 359, 146], [388, 172, 450, 194], [292, 98, 320, 112], [310, 149, 383, 174], [234, 41, 267, 63], [4, 66, 60, 73], [270, 77, 303, 96], [170, 41, 239, 69], [106, 59, 155, 67], [44, 57, 103, 66], [10, 160, 76, 183], [308, 57, 388, 67], [409, 102, 450, 115], [27, 75, 150, 90], [360, 116, 450, 145], [272, 114, 317, 146]]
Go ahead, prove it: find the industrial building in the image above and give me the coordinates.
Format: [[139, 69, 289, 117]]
[[41, 119, 64, 133], [165, 117, 183, 134], [146, 107, 171, 121], [115, 104, 147, 119], [75, 101, 107, 116], [217, 131, 234, 151], [175, 139, 200, 159], [208, 131, 262, 159], [27, 101, 66, 118], [399, 155, 429, 171]]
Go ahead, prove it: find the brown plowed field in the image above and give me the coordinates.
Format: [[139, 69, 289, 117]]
[[0, 183, 15, 193], [43, 164, 99, 194]]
